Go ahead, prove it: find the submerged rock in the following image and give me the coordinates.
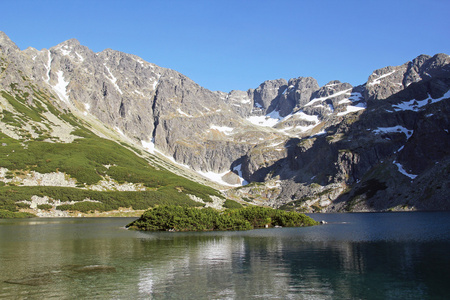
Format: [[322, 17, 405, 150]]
[[73, 265, 116, 273]]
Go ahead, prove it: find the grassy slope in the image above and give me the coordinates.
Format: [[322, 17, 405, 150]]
[[0, 79, 224, 217]]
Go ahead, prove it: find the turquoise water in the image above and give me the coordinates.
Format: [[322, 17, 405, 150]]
[[0, 212, 449, 299]]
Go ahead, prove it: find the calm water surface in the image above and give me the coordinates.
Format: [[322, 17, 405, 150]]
[[0, 212, 449, 299]]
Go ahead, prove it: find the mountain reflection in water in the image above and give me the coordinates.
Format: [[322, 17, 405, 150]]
[[0, 212, 449, 299]]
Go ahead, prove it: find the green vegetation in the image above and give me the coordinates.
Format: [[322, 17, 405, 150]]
[[127, 205, 319, 232], [0, 126, 220, 202], [56, 201, 105, 213], [0, 85, 222, 215], [0, 186, 206, 215], [0, 127, 219, 194], [1, 110, 23, 127], [37, 204, 52, 210], [279, 196, 312, 211], [15, 202, 30, 209], [222, 199, 243, 209], [0, 209, 35, 218], [1, 91, 43, 123]]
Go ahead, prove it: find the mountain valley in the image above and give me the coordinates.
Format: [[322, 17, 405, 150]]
[[0, 31, 449, 216]]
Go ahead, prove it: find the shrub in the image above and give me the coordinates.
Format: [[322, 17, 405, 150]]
[[127, 205, 318, 231], [223, 199, 242, 209], [37, 204, 52, 210], [16, 202, 31, 209], [0, 209, 36, 218]]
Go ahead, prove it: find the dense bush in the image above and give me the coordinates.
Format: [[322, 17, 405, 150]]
[[37, 204, 52, 210], [127, 205, 319, 231], [223, 199, 243, 209], [0, 209, 35, 218], [16, 202, 31, 209], [0, 186, 206, 214]]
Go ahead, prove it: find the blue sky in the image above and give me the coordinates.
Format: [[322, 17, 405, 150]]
[[1, 0, 449, 92]]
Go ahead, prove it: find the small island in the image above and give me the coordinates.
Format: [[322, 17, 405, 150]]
[[126, 205, 319, 231]]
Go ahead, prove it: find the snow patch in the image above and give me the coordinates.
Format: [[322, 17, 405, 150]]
[[372, 126, 413, 140], [197, 170, 241, 187], [114, 127, 124, 136], [337, 92, 363, 105], [141, 139, 156, 154], [152, 74, 161, 90], [349, 92, 363, 101], [45, 50, 51, 83], [177, 108, 193, 118], [53, 70, 70, 103], [306, 89, 352, 107], [246, 109, 299, 127], [83, 103, 90, 116], [232, 164, 248, 185], [210, 125, 234, 135], [60, 46, 71, 56], [75, 52, 84, 62], [267, 141, 284, 147], [338, 98, 352, 105], [337, 102, 366, 116], [393, 160, 417, 179], [312, 130, 327, 137], [296, 124, 317, 132], [368, 70, 397, 86], [328, 104, 335, 112], [152, 79, 159, 90], [141, 139, 246, 187], [392, 90, 450, 112], [293, 111, 319, 123], [104, 65, 123, 95], [247, 114, 280, 127], [136, 59, 145, 66]]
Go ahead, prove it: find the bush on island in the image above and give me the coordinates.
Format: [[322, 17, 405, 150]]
[[126, 205, 318, 231]]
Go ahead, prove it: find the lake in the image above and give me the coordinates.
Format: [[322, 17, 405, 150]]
[[1, 212, 449, 299]]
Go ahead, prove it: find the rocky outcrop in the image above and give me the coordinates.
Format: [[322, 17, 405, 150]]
[[365, 53, 450, 102], [250, 79, 288, 113]]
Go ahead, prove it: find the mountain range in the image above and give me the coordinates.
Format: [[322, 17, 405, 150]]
[[0, 31, 449, 215]]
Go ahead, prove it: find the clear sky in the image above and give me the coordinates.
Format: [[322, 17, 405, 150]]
[[1, 0, 449, 92]]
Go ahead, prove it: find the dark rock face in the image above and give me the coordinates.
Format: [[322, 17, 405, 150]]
[[277, 77, 319, 116], [0, 31, 449, 212], [251, 78, 288, 112]]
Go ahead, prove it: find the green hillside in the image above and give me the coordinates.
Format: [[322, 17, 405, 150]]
[[0, 80, 224, 217]]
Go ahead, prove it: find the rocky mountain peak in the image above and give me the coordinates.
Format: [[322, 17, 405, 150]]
[[251, 78, 288, 112], [53, 38, 81, 49], [364, 54, 450, 102], [0, 31, 20, 54], [311, 80, 352, 99]]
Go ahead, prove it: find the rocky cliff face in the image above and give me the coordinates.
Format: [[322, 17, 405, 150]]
[[1, 31, 449, 212]]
